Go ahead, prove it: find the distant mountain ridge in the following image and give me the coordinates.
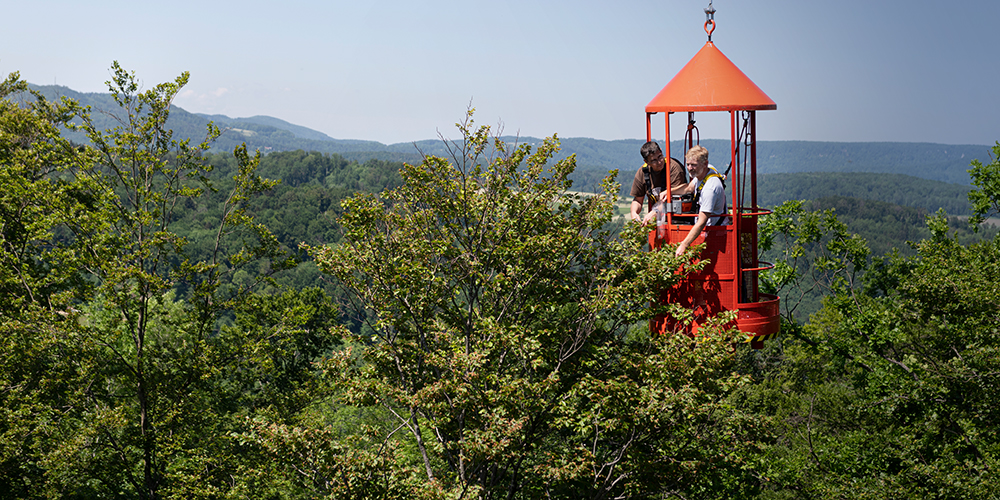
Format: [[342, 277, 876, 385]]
[[22, 83, 994, 189], [195, 114, 338, 142]]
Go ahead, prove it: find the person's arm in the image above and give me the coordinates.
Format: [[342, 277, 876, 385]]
[[657, 181, 695, 203], [665, 177, 697, 198], [642, 208, 658, 225], [630, 196, 645, 223], [668, 159, 692, 196], [675, 211, 709, 256]]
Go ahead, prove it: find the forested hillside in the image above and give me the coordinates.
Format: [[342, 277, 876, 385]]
[[25, 83, 993, 188], [173, 149, 993, 324], [5, 67, 1000, 499], [171, 150, 404, 301], [27, 83, 975, 217], [25, 84, 392, 155], [759, 171, 975, 215]]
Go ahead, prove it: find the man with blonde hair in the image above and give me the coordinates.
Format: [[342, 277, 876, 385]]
[[675, 145, 727, 256]]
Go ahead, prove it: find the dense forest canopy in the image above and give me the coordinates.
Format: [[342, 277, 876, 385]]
[[3, 67, 1000, 499]]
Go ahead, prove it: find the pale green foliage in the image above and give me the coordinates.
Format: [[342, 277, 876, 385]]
[[231, 418, 424, 499], [305, 110, 765, 498]]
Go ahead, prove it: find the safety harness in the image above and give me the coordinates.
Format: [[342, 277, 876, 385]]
[[695, 165, 726, 224], [641, 163, 661, 207], [696, 166, 725, 195]]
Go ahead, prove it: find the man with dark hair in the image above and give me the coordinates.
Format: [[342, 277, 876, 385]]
[[629, 141, 689, 225]]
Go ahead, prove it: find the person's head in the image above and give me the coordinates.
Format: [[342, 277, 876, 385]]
[[640, 141, 665, 171], [685, 145, 709, 178]]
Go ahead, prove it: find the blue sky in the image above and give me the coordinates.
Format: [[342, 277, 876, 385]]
[[3, 0, 998, 146]]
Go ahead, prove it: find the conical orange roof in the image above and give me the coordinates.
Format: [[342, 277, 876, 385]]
[[646, 41, 776, 112]]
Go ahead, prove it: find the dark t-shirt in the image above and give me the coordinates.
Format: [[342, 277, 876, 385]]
[[630, 158, 687, 206]]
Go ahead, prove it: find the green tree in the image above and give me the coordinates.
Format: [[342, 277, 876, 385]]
[[300, 111, 767, 498], [746, 197, 1000, 498], [0, 71, 113, 498], [65, 62, 302, 499], [968, 141, 1000, 226], [0, 64, 313, 499]]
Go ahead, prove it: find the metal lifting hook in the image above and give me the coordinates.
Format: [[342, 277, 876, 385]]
[[686, 113, 700, 150], [704, 1, 716, 41]]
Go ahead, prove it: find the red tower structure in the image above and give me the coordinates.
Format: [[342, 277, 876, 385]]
[[646, 6, 779, 348]]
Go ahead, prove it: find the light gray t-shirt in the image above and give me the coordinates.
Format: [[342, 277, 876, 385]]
[[697, 174, 727, 226]]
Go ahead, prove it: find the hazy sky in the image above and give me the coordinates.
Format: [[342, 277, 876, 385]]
[[3, 0, 998, 146]]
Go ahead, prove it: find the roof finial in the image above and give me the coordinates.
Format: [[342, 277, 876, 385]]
[[704, 1, 716, 41]]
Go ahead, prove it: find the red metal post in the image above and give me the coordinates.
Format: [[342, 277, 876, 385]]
[[750, 111, 758, 208], [665, 113, 674, 226], [730, 110, 740, 308]]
